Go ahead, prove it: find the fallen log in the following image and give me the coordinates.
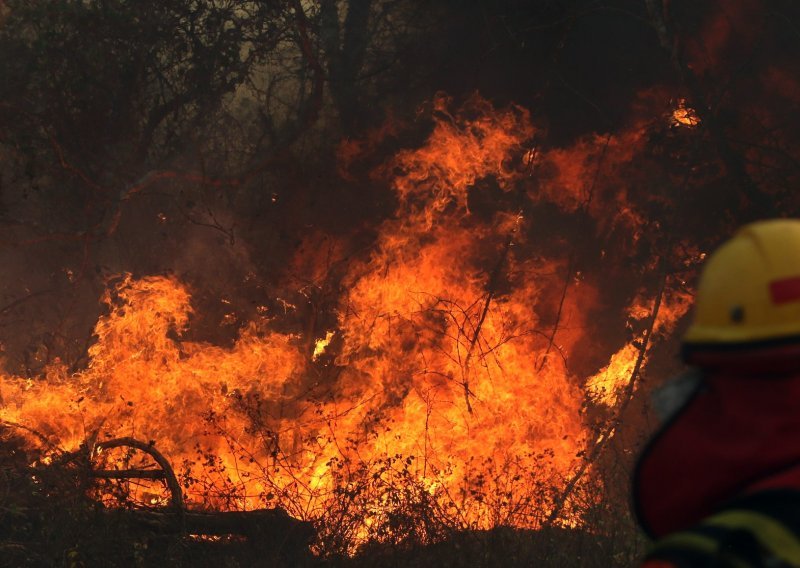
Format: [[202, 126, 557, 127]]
[[92, 437, 183, 511], [89, 437, 316, 554], [91, 469, 166, 480], [103, 507, 314, 538], [100, 507, 316, 555]]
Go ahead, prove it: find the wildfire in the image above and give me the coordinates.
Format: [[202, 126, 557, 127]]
[[0, 93, 692, 551]]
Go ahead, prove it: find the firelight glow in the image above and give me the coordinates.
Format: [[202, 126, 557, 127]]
[[0, 94, 691, 551]]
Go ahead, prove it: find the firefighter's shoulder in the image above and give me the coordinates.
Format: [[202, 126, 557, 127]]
[[641, 489, 800, 567]]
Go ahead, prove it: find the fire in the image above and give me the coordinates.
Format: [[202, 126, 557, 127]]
[[0, 93, 692, 551], [672, 98, 701, 127], [588, 287, 693, 406], [312, 331, 335, 361]]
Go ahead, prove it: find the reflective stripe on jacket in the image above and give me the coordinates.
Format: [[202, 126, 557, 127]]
[[641, 490, 800, 567]]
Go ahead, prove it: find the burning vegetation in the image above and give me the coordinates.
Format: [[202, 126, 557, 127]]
[[0, 1, 799, 566]]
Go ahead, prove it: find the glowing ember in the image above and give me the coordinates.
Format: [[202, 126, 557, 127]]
[[672, 98, 701, 127]]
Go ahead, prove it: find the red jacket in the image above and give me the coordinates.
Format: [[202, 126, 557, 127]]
[[634, 343, 800, 566]]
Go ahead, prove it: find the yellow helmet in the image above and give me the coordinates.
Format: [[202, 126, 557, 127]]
[[684, 219, 800, 346]]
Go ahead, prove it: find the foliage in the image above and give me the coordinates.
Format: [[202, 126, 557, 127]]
[[0, 424, 645, 567]]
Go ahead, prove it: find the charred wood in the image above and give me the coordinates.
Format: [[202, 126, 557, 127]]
[[100, 507, 316, 554]]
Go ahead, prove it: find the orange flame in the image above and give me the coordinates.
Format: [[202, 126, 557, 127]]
[[672, 99, 701, 127], [0, 94, 691, 550]]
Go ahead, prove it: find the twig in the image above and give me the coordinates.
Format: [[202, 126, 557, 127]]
[[537, 134, 610, 371], [460, 149, 539, 413], [49, 135, 103, 194], [536, 253, 574, 372], [545, 269, 667, 525], [0, 289, 53, 316], [0, 419, 61, 452]]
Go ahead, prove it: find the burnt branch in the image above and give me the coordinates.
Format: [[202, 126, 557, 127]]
[[546, 268, 668, 526], [93, 437, 184, 514]]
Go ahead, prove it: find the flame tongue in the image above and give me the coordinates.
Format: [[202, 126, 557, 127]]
[[0, 94, 691, 548]]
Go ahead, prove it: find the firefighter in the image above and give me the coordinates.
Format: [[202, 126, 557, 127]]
[[634, 219, 800, 567]]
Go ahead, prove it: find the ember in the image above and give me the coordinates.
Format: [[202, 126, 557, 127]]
[[672, 99, 701, 128]]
